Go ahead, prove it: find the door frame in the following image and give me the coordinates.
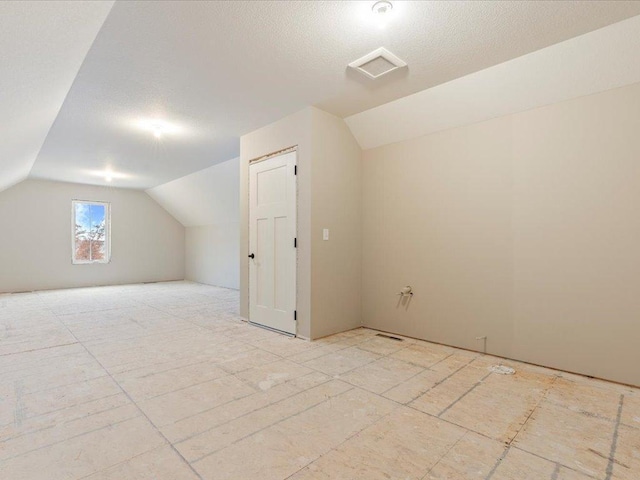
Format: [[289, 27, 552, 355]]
[[247, 146, 298, 336]]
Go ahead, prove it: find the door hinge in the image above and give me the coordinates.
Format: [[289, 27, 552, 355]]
[[294, 237, 297, 248], [294, 310, 297, 321], [294, 165, 297, 175]]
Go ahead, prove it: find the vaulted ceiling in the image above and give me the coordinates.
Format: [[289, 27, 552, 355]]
[[3, 1, 640, 192], [346, 14, 640, 150], [0, 0, 113, 193]]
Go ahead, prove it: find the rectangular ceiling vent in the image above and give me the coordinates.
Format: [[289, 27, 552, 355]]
[[349, 47, 407, 80]]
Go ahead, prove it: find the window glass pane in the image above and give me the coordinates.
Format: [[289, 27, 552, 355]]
[[89, 204, 106, 261], [73, 202, 109, 263], [74, 203, 91, 262]]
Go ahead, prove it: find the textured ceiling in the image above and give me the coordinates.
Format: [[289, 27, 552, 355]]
[[346, 15, 640, 150], [10, 1, 640, 190], [0, 1, 113, 192]]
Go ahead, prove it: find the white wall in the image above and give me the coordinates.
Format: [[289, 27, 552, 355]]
[[0, 179, 184, 293], [147, 158, 240, 289], [362, 81, 640, 387], [185, 224, 239, 289], [309, 108, 362, 339], [240, 107, 362, 339], [240, 109, 313, 337]]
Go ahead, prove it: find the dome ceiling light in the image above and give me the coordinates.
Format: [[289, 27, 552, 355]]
[[372, 1, 393, 16]]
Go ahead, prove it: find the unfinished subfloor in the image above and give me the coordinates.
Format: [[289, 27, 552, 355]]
[[1, 282, 638, 480]]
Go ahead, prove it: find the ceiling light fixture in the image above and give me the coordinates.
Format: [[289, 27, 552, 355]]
[[372, 1, 393, 15], [135, 118, 181, 139], [86, 168, 130, 182]]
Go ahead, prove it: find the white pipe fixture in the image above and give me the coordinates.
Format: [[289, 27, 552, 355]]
[[397, 285, 413, 297]]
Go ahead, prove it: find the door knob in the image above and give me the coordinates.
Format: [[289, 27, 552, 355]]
[[248, 253, 255, 259]]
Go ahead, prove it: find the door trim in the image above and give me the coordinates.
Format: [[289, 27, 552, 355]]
[[249, 145, 297, 165]]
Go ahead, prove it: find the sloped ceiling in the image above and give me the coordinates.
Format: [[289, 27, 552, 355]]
[[147, 157, 239, 228], [14, 1, 640, 190], [345, 15, 640, 150], [0, 1, 114, 193]]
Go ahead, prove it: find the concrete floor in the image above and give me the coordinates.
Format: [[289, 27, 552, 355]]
[[1, 281, 638, 480]]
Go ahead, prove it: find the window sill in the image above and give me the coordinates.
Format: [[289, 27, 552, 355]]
[[72, 260, 111, 265]]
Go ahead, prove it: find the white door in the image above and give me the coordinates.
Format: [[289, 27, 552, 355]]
[[249, 151, 297, 335]]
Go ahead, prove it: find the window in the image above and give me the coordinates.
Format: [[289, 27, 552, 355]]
[[72, 201, 111, 264]]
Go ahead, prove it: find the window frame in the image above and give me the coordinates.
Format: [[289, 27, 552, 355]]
[[71, 200, 112, 265]]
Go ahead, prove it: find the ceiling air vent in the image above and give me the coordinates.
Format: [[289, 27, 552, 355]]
[[349, 47, 407, 79]]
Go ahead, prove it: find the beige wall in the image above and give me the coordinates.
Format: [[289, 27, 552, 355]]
[[186, 223, 239, 289], [240, 107, 362, 339], [240, 108, 313, 337], [148, 158, 240, 290], [0, 179, 185, 293], [310, 108, 362, 339], [362, 81, 640, 386]]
